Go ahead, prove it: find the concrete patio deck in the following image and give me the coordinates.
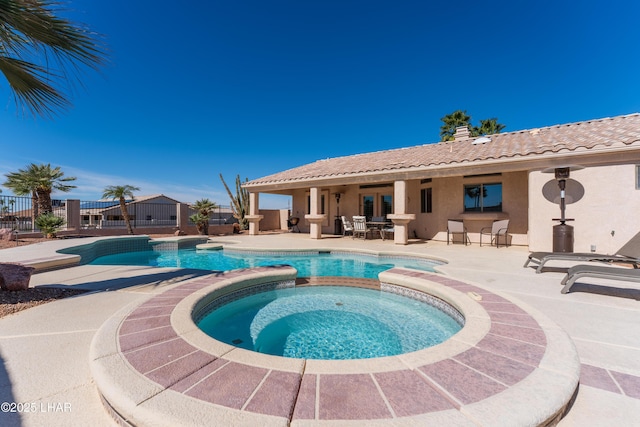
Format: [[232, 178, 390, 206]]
[[0, 233, 639, 426]]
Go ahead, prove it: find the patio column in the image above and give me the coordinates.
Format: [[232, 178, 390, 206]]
[[387, 180, 415, 245], [245, 192, 263, 235], [305, 187, 325, 239]]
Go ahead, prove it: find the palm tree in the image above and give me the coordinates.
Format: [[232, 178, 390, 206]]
[[473, 118, 506, 136], [440, 110, 472, 141], [189, 198, 218, 235], [440, 110, 506, 140], [102, 185, 139, 235], [0, 0, 107, 117], [3, 163, 76, 228]]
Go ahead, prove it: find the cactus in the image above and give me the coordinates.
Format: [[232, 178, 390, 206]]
[[220, 174, 250, 230]]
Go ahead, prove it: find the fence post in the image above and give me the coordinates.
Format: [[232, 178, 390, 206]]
[[66, 200, 81, 231]]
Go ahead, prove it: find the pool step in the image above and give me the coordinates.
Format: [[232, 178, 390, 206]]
[[295, 276, 380, 290]]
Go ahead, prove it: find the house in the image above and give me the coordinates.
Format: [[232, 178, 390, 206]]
[[80, 195, 236, 228], [243, 113, 640, 252], [81, 194, 181, 228]]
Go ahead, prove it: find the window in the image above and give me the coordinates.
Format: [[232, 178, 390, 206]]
[[421, 188, 432, 213], [464, 183, 502, 212], [362, 195, 374, 219], [306, 194, 326, 214], [380, 195, 393, 217], [107, 215, 132, 221]]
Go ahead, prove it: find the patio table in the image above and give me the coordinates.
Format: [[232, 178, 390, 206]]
[[366, 221, 392, 239]]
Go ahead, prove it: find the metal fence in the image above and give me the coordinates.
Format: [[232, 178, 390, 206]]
[[0, 195, 62, 232], [81, 201, 234, 229], [80, 201, 180, 229], [186, 205, 236, 227], [0, 195, 235, 232]]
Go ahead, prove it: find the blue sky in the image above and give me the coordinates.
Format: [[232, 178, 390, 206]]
[[1, 0, 639, 208]]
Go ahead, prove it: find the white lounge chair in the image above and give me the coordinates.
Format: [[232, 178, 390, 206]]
[[352, 216, 373, 240], [524, 230, 640, 273], [341, 216, 353, 237]]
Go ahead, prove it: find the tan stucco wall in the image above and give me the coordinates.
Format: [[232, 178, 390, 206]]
[[284, 172, 529, 243], [409, 172, 528, 245], [257, 209, 288, 231], [529, 164, 640, 253]]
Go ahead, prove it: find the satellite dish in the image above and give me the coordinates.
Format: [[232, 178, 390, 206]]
[[542, 179, 585, 204]]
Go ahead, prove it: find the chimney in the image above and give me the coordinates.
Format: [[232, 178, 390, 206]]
[[454, 126, 471, 141]]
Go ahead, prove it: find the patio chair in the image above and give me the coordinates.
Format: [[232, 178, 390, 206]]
[[447, 220, 470, 245], [480, 219, 510, 248], [380, 225, 395, 241], [352, 216, 373, 240], [341, 216, 354, 237], [524, 230, 640, 273], [560, 264, 640, 294]]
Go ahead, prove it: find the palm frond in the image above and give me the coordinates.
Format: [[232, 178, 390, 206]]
[[0, 0, 107, 117]]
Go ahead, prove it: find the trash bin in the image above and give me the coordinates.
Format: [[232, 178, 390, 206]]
[[553, 224, 574, 252]]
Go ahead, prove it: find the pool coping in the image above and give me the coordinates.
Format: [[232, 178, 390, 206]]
[[90, 264, 580, 426]]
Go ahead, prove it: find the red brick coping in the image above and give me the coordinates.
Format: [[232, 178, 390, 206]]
[[92, 266, 581, 426]]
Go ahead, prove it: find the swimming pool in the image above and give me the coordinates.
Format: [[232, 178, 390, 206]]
[[89, 248, 441, 279], [197, 285, 462, 359]]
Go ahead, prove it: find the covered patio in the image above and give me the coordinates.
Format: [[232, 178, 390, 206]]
[[243, 114, 640, 252]]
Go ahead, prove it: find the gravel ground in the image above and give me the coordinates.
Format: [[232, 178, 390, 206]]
[[0, 237, 75, 318], [0, 236, 50, 250], [0, 288, 88, 318]]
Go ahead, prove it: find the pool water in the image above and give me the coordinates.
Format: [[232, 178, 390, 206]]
[[197, 286, 462, 359], [89, 249, 440, 278]]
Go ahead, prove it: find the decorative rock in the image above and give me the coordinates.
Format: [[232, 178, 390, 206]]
[[0, 263, 35, 291], [174, 229, 186, 236], [0, 228, 16, 241]]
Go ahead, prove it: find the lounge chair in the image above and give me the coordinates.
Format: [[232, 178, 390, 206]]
[[352, 216, 373, 240], [524, 230, 640, 273], [480, 219, 509, 248], [560, 264, 640, 294], [447, 219, 470, 245], [341, 216, 353, 237]]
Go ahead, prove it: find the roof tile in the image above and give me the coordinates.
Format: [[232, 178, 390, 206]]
[[246, 114, 640, 186]]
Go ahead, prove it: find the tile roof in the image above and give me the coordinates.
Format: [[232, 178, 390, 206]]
[[246, 113, 640, 188]]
